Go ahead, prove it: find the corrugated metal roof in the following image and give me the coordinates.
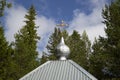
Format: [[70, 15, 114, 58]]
[[19, 60, 97, 80]]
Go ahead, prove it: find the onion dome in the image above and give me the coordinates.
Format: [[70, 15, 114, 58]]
[[56, 37, 70, 60]]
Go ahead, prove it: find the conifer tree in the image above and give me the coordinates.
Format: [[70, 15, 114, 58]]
[[82, 31, 91, 58], [14, 5, 40, 79], [90, 0, 120, 79], [0, 26, 14, 80], [81, 30, 91, 70], [67, 30, 88, 69], [101, 0, 120, 77], [89, 38, 106, 79], [0, 1, 14, 80]]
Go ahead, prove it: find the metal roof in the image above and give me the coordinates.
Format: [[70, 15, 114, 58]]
[[19, 60, 97, 80]]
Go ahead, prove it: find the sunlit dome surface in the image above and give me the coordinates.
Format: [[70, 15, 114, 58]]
[[56, 37, 70, 60]]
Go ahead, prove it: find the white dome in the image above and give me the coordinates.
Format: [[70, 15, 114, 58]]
[[56, 37, 70, 60]]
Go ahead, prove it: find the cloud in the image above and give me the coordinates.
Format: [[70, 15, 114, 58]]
[[5, 5, 27, 42], [36, 16, 56, 54], [69, 0, 107, 43], [36, 16, 55, 36]]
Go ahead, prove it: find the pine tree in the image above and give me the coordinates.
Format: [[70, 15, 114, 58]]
[[82, 30, 91, 58], [14, 5, 40, 79], [81, 30, 91, 69], [89, 38, 106, 79], [0, 1, 14, 80], [67, 30, 88, 69], [0, 26, 14, 80], [90, 0, 120, 79], [101, 0, 120, 77]]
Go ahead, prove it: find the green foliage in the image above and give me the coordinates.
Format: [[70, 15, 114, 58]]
[[89, 38, 106, 79], [101, 0, 120, 77], [40, 52, 48, 65], [0, 1, 14, 79], [0, 26, 14, 80], [90, 0, 120, 79], [14, 5, 40, 79], [46, 27, 61, 60], [67, 30, 88, 69], [82, 30, 91, 57], [81, 30, 91, 69]]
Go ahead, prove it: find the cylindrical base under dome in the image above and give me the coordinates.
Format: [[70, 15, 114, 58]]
[[60, 56, 66, 60]]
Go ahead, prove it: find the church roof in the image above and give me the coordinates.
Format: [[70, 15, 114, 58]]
[[19, 60, 97, 80]]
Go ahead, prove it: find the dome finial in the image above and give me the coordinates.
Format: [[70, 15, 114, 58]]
[[61, 37, 65, 44], [56, 37, 70, 60]]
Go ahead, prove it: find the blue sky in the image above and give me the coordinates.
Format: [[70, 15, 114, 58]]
[[11, 0, 108, 20], [4, 0, 109, 56]]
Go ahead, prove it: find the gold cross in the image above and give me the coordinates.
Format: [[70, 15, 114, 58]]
[[56, 20, 68, 27]]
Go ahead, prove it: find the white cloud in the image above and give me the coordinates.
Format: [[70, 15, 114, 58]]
[[36, 16, 56, 54], [36, 16, 55, 36], [5, 5, 27, 42], [68, 0, 106, 43]]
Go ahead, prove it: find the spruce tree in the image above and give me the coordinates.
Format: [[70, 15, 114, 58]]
[[0, 26, 14, 80], [0, 26, 7, 80], [82, 31, 91, 58], [0, 1, 14, 80], [89, 38, 106, 79], [67, 30, 88, 69], [90, 0, 120, 79], [81, 30, 91, 70], [14, 5, 40, 79], [101, 0, 120, 77]]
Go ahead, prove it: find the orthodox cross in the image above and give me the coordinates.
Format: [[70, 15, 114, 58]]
[[56, 20, 68, 32], [56, 20, 68, 27]]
